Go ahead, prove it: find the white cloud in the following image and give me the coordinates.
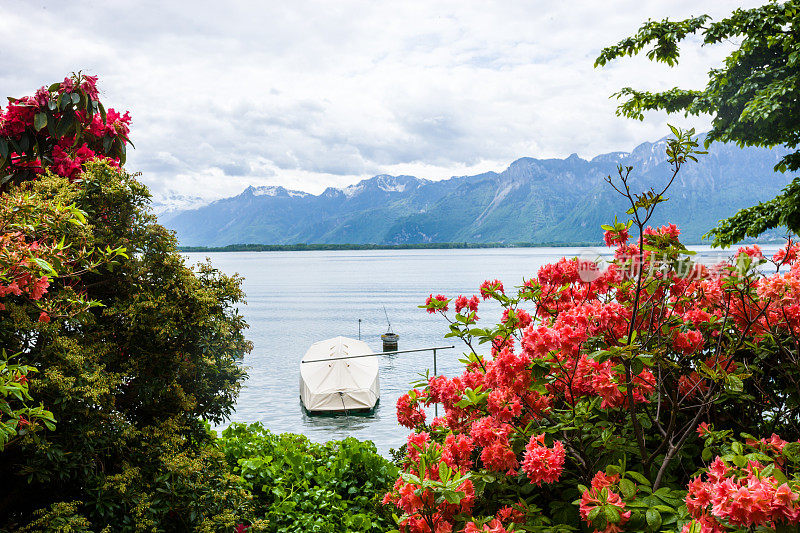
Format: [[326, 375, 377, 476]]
[[0, 0, 764, 201]]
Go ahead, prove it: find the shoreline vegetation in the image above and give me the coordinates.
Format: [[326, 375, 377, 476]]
[[178, 242, 601, 252], [177, 239, 780, 252]]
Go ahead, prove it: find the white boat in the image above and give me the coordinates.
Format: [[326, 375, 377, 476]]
[[300, 336, 380, 414]]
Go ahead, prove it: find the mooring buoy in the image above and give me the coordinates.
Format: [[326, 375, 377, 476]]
[[381, 332, 399, 352]]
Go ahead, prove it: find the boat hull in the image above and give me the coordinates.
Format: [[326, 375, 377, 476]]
[[301, 397, 380, 416]]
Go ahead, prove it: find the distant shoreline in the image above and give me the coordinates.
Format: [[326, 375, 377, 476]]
[[177, 242, 605, 252], [180, 241, 708, 252], [178, 239, 785, 253]]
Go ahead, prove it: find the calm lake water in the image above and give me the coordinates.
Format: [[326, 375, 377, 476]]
[[185, 246, 770, 455]]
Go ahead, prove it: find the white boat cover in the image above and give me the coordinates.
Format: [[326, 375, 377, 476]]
[[300, 336, 380, 412]]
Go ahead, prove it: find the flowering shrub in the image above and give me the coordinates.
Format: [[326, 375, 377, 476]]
[[0, 75, 128, 452], [1, 77, 252, 531], [0, 72, 131, 186], [387, 129, 800, 532]]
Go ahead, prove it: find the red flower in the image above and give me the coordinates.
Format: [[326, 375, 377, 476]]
[[696, 422, 712, 437], [464, 519, 507, 533], [424, 294, 449, 313], [685, 452, 800, 528], [521, 433, 565, 485], [480, 279, 504, 300], [604, 227, 629, 246], [579, 472, 631, 533], [397, 391, 426, 428], [673, 329, 704, 355]]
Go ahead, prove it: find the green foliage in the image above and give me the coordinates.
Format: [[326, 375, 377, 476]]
[[0, 163, 255, 531], [219, 423, 398, 533], [0, 350, 54, 451], [596, 0, 800, 245], [706, 177, 800, 247]]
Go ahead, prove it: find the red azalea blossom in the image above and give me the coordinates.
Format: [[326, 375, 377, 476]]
[[397, 391, 427, 428], [579, 472, 631, 533], [425, 294, 449, 313], [685, 453, 800, 528], [389, 218, 800, 532], [736, 245, 764, 260], [520, 433, 565, 485], [480, 279, 504, 300], [604, 227, 629, 246], [697, 422, 712, 437], [464, 519, 508, 533]]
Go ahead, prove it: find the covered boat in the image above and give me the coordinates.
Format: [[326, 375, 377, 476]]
[[300, 336, 380, 414]]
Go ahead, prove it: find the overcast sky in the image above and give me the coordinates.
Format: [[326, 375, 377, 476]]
[[0, 0, 763, 204]]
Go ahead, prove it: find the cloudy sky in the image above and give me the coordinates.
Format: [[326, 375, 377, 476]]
[[0, 0, 762, 205]]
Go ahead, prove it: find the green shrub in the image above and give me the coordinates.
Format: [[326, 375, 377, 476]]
[[219, 423, 398, 533]]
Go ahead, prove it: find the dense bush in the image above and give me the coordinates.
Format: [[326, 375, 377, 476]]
[[0, 76, 260, 531], [220, 423, 398, 533], [387, 131, 800, 532]]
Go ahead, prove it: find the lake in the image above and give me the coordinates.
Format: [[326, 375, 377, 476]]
[[185, 245, 768, 455]]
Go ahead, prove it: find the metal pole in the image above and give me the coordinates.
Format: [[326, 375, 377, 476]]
[[371, 346, 454, 357], [433, 348, 438, 418], [358, 319, 361, 340], [301, 345, 454, 363]]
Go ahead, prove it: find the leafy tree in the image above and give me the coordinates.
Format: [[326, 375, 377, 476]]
[[594, 0, 800, 246], [0, 77, 261, 531], [0, 74, 130, 452]]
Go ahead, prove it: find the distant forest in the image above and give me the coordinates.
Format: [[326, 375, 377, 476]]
[[177, 241, 604, 252]]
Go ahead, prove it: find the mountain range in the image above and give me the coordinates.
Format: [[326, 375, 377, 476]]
[[163, 137, 792, 246]]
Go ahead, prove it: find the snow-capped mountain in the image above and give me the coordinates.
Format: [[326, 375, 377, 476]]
[[163, 137, 792, 246]]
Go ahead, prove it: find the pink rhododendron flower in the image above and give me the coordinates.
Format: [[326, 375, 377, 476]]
[[686, 453, 800, 528], [464, 519, 507, 533]]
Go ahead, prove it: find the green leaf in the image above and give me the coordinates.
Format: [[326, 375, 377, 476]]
[[603, 505, 621, 523], [56, 114, 74, 138], [626, 471, 651, 486], [34, 112, 48, 132], [618, 478, 636, 499], [701, 447, 712, 462], [30, 258, 56, 274], [646, 508, 662, 531]]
